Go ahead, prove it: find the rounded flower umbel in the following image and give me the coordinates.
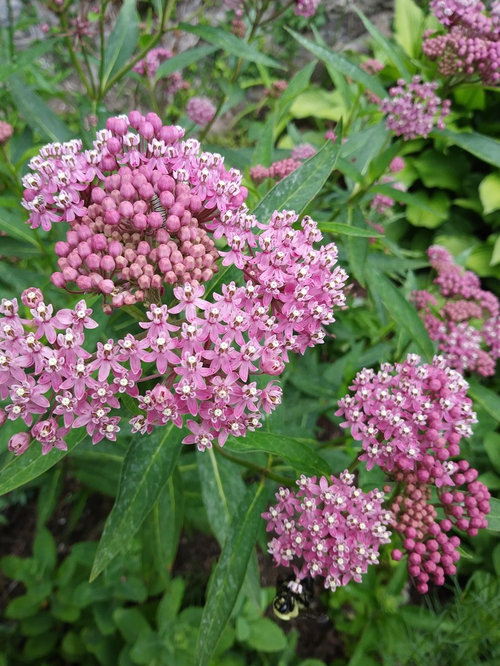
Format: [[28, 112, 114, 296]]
[[263, 471, 392, 591]]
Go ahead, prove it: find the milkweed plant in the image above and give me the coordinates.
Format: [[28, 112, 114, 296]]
[[0, 0, 499, 664]]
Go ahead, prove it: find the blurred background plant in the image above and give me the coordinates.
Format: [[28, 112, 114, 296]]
[[0, 0, 499, 664]]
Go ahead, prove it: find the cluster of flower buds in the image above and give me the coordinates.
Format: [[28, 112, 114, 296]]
[[423, 0, 500, 85], [262, 471, 392, 591], [412, 245, 500, 376], [391, 458, 490, 593], [133, 47, 189, 96], [250, 158, 302, 184], [380, 76, 451, 140], [0, 120, 13, 145], [291, 144, 317, 160], [186, 97, 216, 127]]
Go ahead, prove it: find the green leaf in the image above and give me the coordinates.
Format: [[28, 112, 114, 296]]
[[411, 149, 469, 190], [487, 498, 500, 532], [394, 0, 424, 58], [225, 431, 330, 477], [345, 206, 369, 287], [479, 172, 500, 214], [0, 206, 39, 247], [0, 428, 86, 497], [113, 608, 151, 644], [197, 449, 245, 545], [286, 28, 386, 99], [147, 469, 184, 573], [179, 23, 282, 69], [196, 484, 267, 666], [101, 0, 140, 90], [290, 88, 346, 121], [432, 129, 500, 168], [468, 381, 500, 423], [154, 44, 218, 82], [353, 7, 412, 79], [369, 271, 435, 361], [246, 617, 287, 652], [406, 190, 450, 229], [33, 527, 57, 573], [253, 139, 338, 223], [276, 61, 316, 120], [252, 111, 276, 167], [90, 424, 184, 580], [484, 432, 500, 474], [318, 221, 382, 237], [7, 76, 72, 142]]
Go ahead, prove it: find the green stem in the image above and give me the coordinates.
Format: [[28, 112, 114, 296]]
[[0, 146, 19, 185], [214, 445, 294, 486], [6, 0, 15, 60]]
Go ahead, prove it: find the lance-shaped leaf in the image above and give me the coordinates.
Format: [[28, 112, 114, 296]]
[[154, 45, 218, 82], [90, 424, 184, 580], [101, 0, 140, 90], [468, 381, 500, 423], [196, 484, 267, 666], [432, 129, 500, 169], [0, 428, 86, 496]]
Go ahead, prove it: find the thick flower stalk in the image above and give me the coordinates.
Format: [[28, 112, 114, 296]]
[[379, 76, 451, 141], [6, 112, 348, 455], [412, 245, 500, 376], [336, 354, 490, 592], [423, 0, 500, 85], [262, 471, 392, 591]]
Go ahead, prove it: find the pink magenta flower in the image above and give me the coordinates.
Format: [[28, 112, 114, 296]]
[[0, 121, 13, 145], [262, 471, 392, 590], [186, 97, 216, 127], [7, 113, 349, 454], [412, 246, 500, 376], [380, 76, 451, 140]]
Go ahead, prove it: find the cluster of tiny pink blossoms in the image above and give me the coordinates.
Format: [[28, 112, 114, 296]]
[[379, 76, 451, 140], [133, 48, 189, 96], [423, 0, 500, 84], [186, 97, 216, 127], [250, 158, 302, 184], [291, 143, 317, 160], [262, 470, 392, 591], [21, 112, 249, 308], [336, 353, 490, 592], [412, 245, 500, 376], [0, 120, 13, 145]]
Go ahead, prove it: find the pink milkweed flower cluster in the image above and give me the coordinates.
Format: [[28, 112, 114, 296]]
[[291, 144, 317, 160], [412, 245, 500, 376], [0, 121, 13, 145], [262, 471, 392, 591], [7, 113, 349, 454], [21, 112, 248, 308], [424, 0, 500, 84], [186, 97, 216, 127], [133, 48, 189, 96], [250, 158, 302, 184], [336, 353, 490, 592], [390, 458, 490, 594], [379, 76, 451, 141]]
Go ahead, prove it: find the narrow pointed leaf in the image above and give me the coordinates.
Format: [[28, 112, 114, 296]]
[[0, 429, 86, 496], [432, 129, 500, 168], [102, 0, 140, 89], [154, 45, 218, 82], [90, 424, 184, 580], [196, 484, 267, 666], [468, 381, 500, 422], [318, 221, 382, 237]]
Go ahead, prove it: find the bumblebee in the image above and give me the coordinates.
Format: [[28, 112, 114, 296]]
[[273, 575, 327, 622]]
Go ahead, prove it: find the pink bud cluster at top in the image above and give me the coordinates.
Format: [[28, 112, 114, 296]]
[[424, 0, 500, 84], [186, 97, 216, 127], [336, 354, 477, 478], [133, 48, 189, 96], [291, 144, 317, 160], [380, 76, 451, 141], [21, 112, 249, 308], [0, 121, 13, 145], [370, 158, 407, 215], [1, 202, 348, 452], [390, 459, 490, 594], [412, 245, 500, 376], [262, 471, 392, 591], [361, 59, 385, 74], [250, 158, 302, 184]]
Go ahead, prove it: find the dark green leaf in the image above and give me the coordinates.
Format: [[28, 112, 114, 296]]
[[154, 45, 218, 82], [196, 484, 267, 666], [468, 381, 500, 422], [286, 29, 386, 98], [484, 432, 500, 474], [147, 469, 184, 573], [102, 0, 140, 90], [225, 431, 330, 477], [487, 498, 500, 532], [253, 140, 338, 223], [90, 424, 184, 580], [179, 23, 282, 69], [0, 428, 86, 497], [345, 206, 369, 287], [432, 129, 500, 168], [8, 76, 72, 142], [318, 221, 382, 237], [369, 271, 435, 361]]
